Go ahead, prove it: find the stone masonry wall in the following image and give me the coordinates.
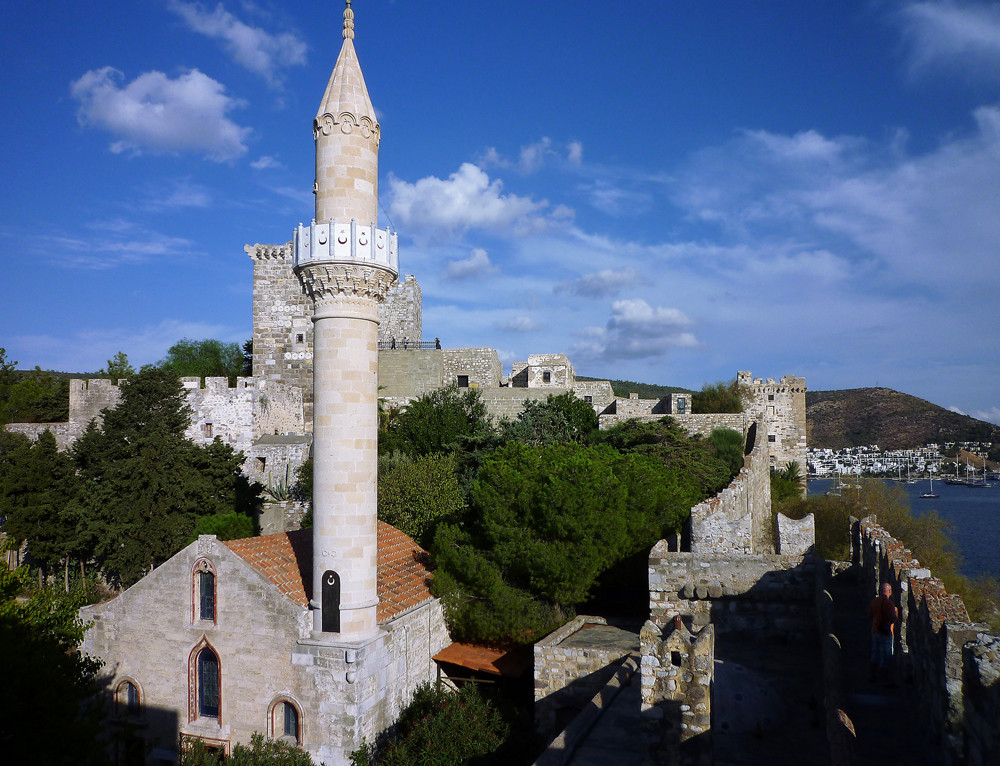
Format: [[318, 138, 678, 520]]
[[648, 545, 820, 640], [571, 380, 616, 412], [441, 348, 502, 389], [640, 617, 713, 766], [247, 244, 422, 427], [479, 388, 570, 422], [689, 415, 772, 554], [248, 243, 315, 426], [379, 275, 421, 346], [737, 371, 807, 472], [533, 616, 632, 741], [854, 517, 1000, 766]]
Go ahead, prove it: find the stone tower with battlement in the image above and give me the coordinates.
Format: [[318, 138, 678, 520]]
[[295, 0, 397, 641], [737, 370, 807, 474]]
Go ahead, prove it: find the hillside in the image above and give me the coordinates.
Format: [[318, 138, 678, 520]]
[[806, 387, 999, 450], [576, 377, 694, 400]]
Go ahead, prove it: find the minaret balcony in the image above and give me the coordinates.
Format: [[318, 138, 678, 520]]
[[293, 219, 398, 277]]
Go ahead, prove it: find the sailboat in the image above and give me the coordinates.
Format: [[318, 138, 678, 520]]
[[920, 476, 939, 499]]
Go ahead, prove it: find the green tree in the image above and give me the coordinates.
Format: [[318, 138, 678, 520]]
[[499, 392, 599, 446], [0, 564, 108, 765], [351, 682, 507, 766], [159, 338, 244, 384], [0, 430, 88, 589], [382, 384, 491, 457], [241, 339, 253, 378], [73, 367, 259, 587], [378, 452, 466, 547], [431, 440, 702, 644], [97, 351, 135, 382], [181, 732, 316, 765], [691, 379, 744, 414], [709, 427, 745, 481]]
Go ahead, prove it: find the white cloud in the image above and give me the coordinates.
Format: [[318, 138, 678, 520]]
[[71, 67, 250, 161], [444, 248, 499, 280], [167, 1, 307, 87], [34, 220, 200, 269], [567, 141, 583, 165], [572, 299, 698, 362], [897, 1, 1000, 79], [518, 137, 553, 173], [387, 163, 554, 237], [145, 179, 212, 210], [581, 180, 653, 216], [556, 266, 639, 298], [971, 406, 1000, 426], [495, 316, 541, 333], [251, 155, 282, 170]]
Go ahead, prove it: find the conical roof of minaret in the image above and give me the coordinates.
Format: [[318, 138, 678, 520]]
[[316, 1, 377, 129]]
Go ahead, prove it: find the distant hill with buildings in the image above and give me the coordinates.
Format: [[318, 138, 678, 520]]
[[806, 387, 999, 449]]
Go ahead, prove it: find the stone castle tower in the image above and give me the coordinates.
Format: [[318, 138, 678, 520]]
[[294, 0, 396, 640]]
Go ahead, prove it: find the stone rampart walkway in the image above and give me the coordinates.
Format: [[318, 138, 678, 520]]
[[828, 568, 931, 765]]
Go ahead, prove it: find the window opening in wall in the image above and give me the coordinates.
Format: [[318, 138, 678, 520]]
[[768, 394, 775, 401], [542, 371, 551, 383], [256, 457, 266, 472], [116, 680, 141, 715], [584, 395, 593, 404], [457, 375, 469, 388], [202, 422, 213, 439], [295, 333, 304, 344], [768, 434, 776, 442], [671, 651, 683, 667], [677, 398, 687, 414], [283, 702, 300, 741], [199, 570, 215, 621], [197, 648, 220, 718]]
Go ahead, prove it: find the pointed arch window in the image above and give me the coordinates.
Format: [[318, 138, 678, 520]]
[[189, 638, 222, 723], [198, 647, 220, 718], [193, 559, 217, 624]]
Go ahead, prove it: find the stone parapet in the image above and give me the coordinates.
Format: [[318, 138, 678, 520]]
[[689, 415, 772, 554], [854, 516, 999, 766], [648, 547, 819, 640]]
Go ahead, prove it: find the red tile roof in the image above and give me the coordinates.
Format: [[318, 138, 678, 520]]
[[223, 522, 434, 623]]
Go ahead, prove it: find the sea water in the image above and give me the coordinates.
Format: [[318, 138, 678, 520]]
[[808, 478, 1000, 580]]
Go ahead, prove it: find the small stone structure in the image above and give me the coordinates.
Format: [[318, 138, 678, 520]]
[[640, 616, 713, 766], [855, 516, 1000, 766], [533, 616, 639, 742]]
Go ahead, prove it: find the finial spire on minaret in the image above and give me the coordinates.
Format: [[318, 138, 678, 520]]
[[343, 0, 354, 40]]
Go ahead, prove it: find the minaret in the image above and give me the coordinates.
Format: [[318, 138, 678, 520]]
[[294, 0, 398, 640]]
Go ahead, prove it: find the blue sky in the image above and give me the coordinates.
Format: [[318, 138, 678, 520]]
[[2, 1, 999, 424]]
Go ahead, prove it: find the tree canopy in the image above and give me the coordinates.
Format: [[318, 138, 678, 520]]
[[691, 379, 745, 414], [68, 367, 258, 587], [158, 338, 244, 383]]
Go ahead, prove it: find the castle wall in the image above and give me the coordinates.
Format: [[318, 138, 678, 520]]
[[570, 380, 615, 412], [647, 546, 820, 640], [689, 415, 773, 555], [379, 276, 421, 345], [247, 242, 423, 429], [441, 348, 502, 389], [479, 387, 570, 421], [533, 616, 633, 740], [738, 371, 807, 473], [4, 421, 73, 449], [854, 517, 1000, 766], [640, 617, 714, 766]]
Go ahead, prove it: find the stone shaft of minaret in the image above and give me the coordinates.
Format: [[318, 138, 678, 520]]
[[294, 1, 398, 640]]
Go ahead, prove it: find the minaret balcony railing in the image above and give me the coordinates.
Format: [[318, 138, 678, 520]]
[[293, 219, 398, 276]]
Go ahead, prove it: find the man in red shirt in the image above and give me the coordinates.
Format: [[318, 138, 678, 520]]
[[869, 582, 899, 684]]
